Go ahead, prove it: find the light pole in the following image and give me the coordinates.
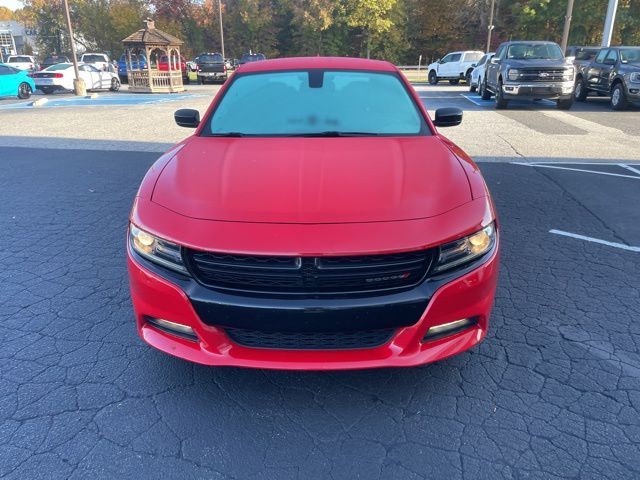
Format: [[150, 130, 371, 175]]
[[560, 0, 575, 52], [601, 0, 619, 47], [486, 0, 495, 53], [62, 0, 85, 96], [218, 0, 225, 59]]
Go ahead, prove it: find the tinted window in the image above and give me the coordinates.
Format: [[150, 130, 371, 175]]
[[82, 54, 107, 63], [495, 46, 506, 60], [199, 54, 223, 62], [476, 54, 489, 66], [46, 63, 72, 71], [620, 48, 640, 63], [605, 49, 618, 64], [440, 54, 452, 63], [507, 43, 563, 60], [207, 70, 426, 136], [0, 65, 14, 75], [449, 54, 462, 62], [9, 56, 31, 63], [575, 48, 599, 61], [595, 49, 608, 64]]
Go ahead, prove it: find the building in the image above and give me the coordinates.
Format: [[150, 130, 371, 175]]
[[0, 21, 38, 59]]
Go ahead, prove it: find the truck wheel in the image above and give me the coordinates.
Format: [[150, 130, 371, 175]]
[[610, 83, 628, 110], [469, 82, 477, 93], [557, 97, 574, 110], [495, 80, 508, 109], [449, 79, 460, 85], [574, 77, 587, 102], [480, 78, 491, 100], [465, 69, 473, 85], [428, 70, 438, 85]]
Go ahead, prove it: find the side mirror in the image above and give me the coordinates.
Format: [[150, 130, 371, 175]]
[[174, 109, 200, 128], [490, 57, 500, 64], [433, 107, 463, 128]]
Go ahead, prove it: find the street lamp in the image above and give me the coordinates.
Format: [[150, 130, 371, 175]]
[[62, 0, 85, 96], [218, 0, 225, 59], [486, 0, 495, 53]]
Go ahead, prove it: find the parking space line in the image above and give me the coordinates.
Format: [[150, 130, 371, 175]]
[[461, 94, 487, 106], [619, 164, 640, 175], [512, 162, 640, 180], [550, 229, 640, 253]]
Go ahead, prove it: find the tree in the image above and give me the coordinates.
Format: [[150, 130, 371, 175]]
[[345, 0, 396, 58], [0, 6, 13, 20]]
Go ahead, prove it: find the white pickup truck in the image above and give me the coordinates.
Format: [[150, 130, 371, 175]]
[[6, 55, 38, 72], [427, 51, 484, 85], [80, 53, 111, 71]]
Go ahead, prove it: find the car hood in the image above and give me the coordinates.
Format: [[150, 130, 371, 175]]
[[151, 136, 472, 224]]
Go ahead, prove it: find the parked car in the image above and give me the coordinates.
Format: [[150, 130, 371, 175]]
[[195, 52, 227, 83], [482, 41, 575, 109], [31, 62, 120, 94], [80, 53, 110, 71], [117, 53, 147, 83], [127, 57, 499, 370], [427, 51, 484, 85], [238, 53, 266, 65], [469, 52, 494, 94], [158, 54, 188, 82], [574, 46, 640, 110], [6, 55, 38, 72], [40, 55, 70, 70], [565, 46, 600, 69], [0, 63, 35, 99]]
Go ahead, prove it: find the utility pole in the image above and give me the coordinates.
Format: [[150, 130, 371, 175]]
[[486, 0, 495, 53], [560, 0, 575, 52], [218, 0, 225, 59], [62, 0, 85, 96], [601, 0, 619, 47]]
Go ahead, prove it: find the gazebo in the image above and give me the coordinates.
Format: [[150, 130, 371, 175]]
[[122, 19, 185, 93]]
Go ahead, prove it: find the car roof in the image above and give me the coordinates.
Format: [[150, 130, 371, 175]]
[[238, 56, 396, 73], [502, 40, 558, 45]]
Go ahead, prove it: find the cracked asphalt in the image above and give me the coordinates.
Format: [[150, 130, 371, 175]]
[[1, 145, 639, 479]]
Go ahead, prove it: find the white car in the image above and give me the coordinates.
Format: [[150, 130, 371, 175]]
[[31, 63, 120, 94], [469, 52, 494, 94], [80, 53, 110, 71], [6, 55, 37, 72], [427, 50, 484, 85]]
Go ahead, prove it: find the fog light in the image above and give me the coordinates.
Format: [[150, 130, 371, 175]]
[[422, 317, 478, 342], [146, 317, 198, 341], [630, 89, 639, 94]]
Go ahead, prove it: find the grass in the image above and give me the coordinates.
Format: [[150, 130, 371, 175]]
[[399, 69, 428, 83]]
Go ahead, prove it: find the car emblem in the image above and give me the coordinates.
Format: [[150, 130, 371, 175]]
[[539, 72, 550, 78]]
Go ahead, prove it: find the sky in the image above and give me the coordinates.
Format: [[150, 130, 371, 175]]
[[0, 0, 22, 11]]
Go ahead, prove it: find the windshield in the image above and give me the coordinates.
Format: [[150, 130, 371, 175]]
[[82, 55, 106, 63], [507, 43, 563, 60], [199, 54, 223, 62], [620, 48, 640, 63], [205, 70, 426, 137], [9, 56, 31, 62], [46, 63, 72, 71], [44, 57, 68, 64]]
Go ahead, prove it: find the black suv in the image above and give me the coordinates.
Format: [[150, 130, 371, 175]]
[[482, 41, 575, 109], [574, 46, 640, 110]]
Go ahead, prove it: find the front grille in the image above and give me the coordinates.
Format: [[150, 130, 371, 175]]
[[517, 69, 568, 82], [224, 327, 395, 350], [186, 249, 435, 295]]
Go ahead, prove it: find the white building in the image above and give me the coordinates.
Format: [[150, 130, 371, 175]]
[[0, 21, 38, 58]]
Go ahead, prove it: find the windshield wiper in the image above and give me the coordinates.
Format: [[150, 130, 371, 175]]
[[209, 132, 246, 137], [290, 131, 382, 137]]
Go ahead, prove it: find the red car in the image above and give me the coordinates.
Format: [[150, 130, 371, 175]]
[[127, 57, 499, 370], [157, 54, 188, 81]]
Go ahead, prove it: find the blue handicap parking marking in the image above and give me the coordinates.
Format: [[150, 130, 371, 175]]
[[0, 92, 208, 110], [461, 93, 556, 108]]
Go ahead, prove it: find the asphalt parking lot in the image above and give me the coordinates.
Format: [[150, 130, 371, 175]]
[[1, 85, 639, 479]]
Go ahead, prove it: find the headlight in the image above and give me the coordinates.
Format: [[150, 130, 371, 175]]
[[433, 223, 496, 273], [563, 67, 574, 80], [129, 223, 188, 274], [507, 69, 520, 81], [630, 72, 640, 83]]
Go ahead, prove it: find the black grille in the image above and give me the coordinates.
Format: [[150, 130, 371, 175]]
[[517, 69, 568, 82], [186, 249, 434, 295], [224, 327, 395, 350]]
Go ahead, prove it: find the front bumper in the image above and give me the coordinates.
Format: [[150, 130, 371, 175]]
[[502, 81, 574, 99], [127, 237, 500, 370], [626, 83, 640, 101], [198, 72, 227, 79]]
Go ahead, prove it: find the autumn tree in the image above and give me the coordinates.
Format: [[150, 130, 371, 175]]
[[345, 0, 396, 58]]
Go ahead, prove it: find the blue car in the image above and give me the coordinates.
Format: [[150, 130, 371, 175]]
[[0, 63, 35, 99], [117, 53, 147, 83]]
